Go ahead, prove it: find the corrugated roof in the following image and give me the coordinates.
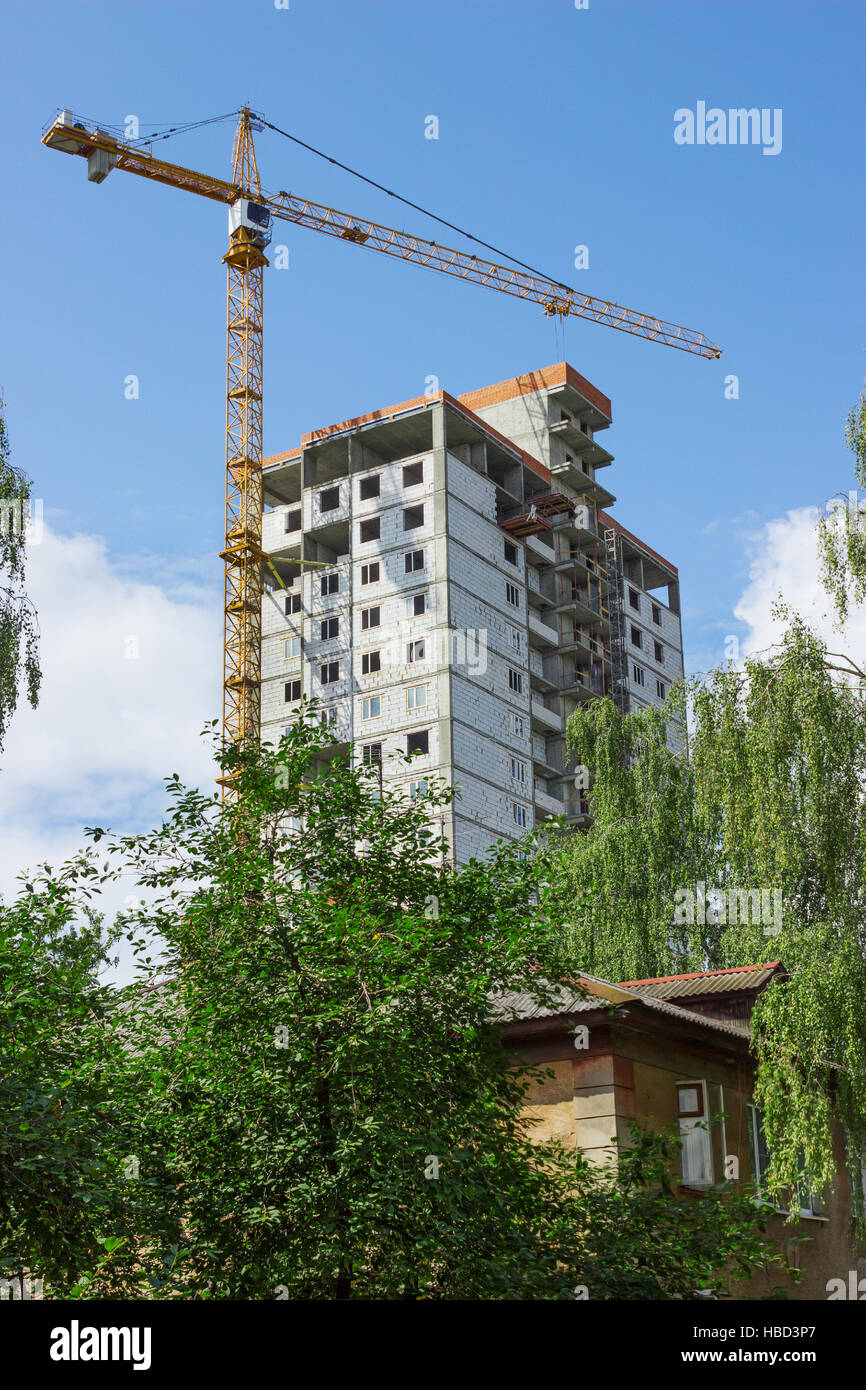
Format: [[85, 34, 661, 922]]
[[493, 975, 751, 1041], [620, 963, 781, 1001]]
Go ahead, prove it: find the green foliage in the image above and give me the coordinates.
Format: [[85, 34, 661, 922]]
[[2, 719, 774, 1298], [555, 686, 701, 982], [0, 856, 137, 1287], [818, 384, 866, 621], [551, 614, 866, 1219], [0, 403, 41, 753]]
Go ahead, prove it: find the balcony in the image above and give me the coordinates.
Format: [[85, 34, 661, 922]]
[[534, 787, 566, 818], [528, 611, 559, 647], [497, 491, 574, 539], [531, 698, 563, 732], [525, 532, 556, 565]]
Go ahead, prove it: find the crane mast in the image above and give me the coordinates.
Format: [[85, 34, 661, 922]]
[[220, 110, 267, 765], [41, 106, 722, 782]]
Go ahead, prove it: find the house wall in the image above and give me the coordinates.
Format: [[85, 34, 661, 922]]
[[510, 1017, 866, 1301]]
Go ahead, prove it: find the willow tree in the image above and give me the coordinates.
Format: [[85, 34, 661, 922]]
[[818, 384, 866, 621], [0, 402, 40, 753], [552, 616, 866, 1216]]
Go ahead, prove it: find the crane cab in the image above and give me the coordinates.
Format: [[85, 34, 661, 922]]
[[229, 199, 272, 249]]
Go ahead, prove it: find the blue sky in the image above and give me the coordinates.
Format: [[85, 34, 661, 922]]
[[1, 0, 864, 898]]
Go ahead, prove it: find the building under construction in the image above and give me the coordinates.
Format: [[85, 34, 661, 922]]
[[259, 362, 683, 866]]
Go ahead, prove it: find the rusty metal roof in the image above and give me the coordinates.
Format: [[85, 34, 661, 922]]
[[619, 963, 781, 1000]]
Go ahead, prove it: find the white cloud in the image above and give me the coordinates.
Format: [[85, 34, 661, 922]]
[[734, 505, 866, 671], [0, 524, 221, 976]]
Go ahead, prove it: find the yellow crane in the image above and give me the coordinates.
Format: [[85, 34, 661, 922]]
[[42, 106, 721, 783]]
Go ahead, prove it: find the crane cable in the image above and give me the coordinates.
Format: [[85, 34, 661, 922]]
[[108, 106, 578, 299], [259, 117, 574, 294], [128, 110, 242, 146]]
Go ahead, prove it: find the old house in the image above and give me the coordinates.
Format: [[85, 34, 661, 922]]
[[499, 962, 866, 1299]]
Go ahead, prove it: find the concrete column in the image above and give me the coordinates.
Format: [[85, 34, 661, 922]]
[[430, 403, 455, 862]]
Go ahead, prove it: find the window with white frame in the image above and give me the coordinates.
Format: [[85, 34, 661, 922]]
[[362, 696, 381, 720], [511, 801, 528, 829], [407, 639, 425, 663], [321, 572, 339, 596], [633, 664, 645, 687], [284, 680, 302, 703], [409, 779, 428, 800], [508, 667, 523, 694], [677, 1081, 714, 1187], [285, 592, 302, 615], [506, 624, 521, 652], [404, 549, 424, 573], [320, 661, 339, 685], [406, 684, 428, 711], [511, 757, 527, 784], [320, 707, 338, 728], [406, 592, 427, 618], [510, 712, 526, 738], [285, 636, 301, 659], [320, 617, 339, 641], [656, 679, 666, 700], [361, 562, 380, 585], [506, 581, 520, 607]]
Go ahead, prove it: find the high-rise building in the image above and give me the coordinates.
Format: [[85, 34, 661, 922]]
[[261, 362, 683, 865]]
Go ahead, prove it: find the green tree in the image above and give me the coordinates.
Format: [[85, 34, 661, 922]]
[[0, 854, 137, 1289], [4, 719, 775, 1299], [551, 612, 866, 1218], [0, 401, 40, 754], [818, 382, 866, 621]]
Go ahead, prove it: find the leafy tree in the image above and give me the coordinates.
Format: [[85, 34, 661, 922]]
[[0, 854, 135, 1289], [818, 382, 866, 621], [0, 401, 40, 754], [4, 719, 776, 1298], [551, 612, 866, 1219]]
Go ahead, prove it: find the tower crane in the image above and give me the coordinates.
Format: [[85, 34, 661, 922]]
[[42, 107, 721, 786]]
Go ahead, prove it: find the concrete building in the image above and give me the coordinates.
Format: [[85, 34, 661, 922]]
[[260, 362, 684, 866]]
